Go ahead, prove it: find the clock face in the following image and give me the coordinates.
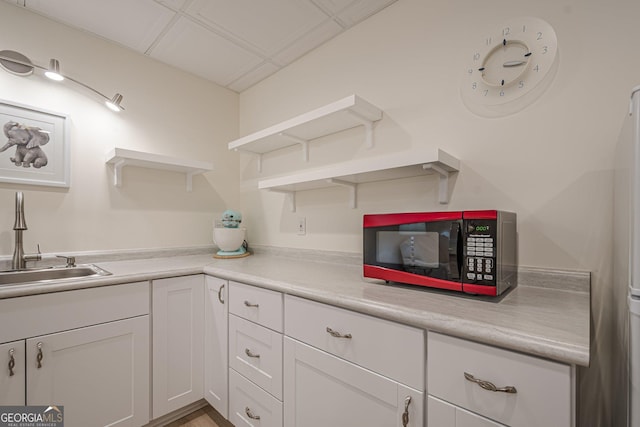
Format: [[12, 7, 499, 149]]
[[461, 17, 559, 117]]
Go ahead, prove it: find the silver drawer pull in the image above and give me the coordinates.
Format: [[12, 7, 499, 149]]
[[326, 327, 352, 339], [36, 342, 43, 369], [464, 372, 517, 394], [217, 284, 225, 304], [402, 396, 411, 427], [245, 348, 260, 358], [8, 348, 15, 377], [244, 300, 259, 308], [245, 407, 260, 420]]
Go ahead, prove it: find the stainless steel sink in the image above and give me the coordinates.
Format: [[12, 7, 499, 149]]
[[0, 264, 112, 286]]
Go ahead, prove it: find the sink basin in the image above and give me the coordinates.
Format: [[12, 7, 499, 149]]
[[0, 264, 112, 286]]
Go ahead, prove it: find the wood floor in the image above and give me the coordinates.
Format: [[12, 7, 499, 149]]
[[165, 405, 233, 427]]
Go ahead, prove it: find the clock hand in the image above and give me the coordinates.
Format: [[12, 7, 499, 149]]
[[503, 60, 527, 67], [503, 52, 532, 68]]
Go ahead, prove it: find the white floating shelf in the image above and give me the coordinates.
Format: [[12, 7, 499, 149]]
[[105, 148, 213, 192], [258, 148, 459, 211], [228, 95, 383, 169]]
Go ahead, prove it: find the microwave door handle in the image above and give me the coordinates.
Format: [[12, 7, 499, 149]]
[[452, 221, 463, 278]]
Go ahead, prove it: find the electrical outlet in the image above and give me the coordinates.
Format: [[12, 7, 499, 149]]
[[297, 217, 306, 235]]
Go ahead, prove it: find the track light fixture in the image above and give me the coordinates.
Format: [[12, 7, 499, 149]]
[[44, 59, 64, 81], [0, 49, 124, 112]]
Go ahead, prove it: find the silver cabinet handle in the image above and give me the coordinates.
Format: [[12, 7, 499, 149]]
[[8, 348, 15, 377], [36, 342, 43, 369], [217, 284, 225, 304], [464, 372, 517, 394], [245, 348, 260, 358], [326, 327, 352, 339], [402, 396, 411, 427], [244, 300, 259, 308], [245, 407, 260, 420]]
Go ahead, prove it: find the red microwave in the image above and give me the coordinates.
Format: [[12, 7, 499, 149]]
[[363, 210, 517, 296]]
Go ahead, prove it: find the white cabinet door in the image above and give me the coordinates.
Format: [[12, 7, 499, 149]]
[[284, 337, 423, 427], [204, 275, 228, 418], [0, 340, 25, 405], [153, 275, 205, 419], [428, 395, 506, 427], [26, 316, 149, 427]]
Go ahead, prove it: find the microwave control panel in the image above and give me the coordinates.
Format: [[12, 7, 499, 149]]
[[463, 219, 497, 285]]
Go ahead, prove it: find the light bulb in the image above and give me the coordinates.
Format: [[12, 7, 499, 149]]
[[44, 59, 64, 81]]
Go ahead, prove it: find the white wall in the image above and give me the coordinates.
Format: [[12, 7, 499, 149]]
[[238, 0, 637, 424], [0, 2, 239, 255]]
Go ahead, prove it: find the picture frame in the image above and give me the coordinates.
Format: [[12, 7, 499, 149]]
[[0, 99, 70, 187]]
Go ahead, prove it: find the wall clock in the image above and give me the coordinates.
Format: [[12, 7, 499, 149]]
[[461, 17, 559, 117]]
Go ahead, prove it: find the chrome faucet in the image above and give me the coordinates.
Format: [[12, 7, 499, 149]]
[[11, 191, 41, 270]]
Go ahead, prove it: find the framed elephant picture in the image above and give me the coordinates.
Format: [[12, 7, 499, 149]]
[[0, 100, 70, 187]]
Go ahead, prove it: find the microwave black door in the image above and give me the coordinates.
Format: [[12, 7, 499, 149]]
[[363, 219, 463, 282]]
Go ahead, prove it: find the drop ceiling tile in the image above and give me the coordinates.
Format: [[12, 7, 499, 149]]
[[227, 62, 280, 92], [23, 0, 175, 53], [150, 16, 263, 86], [311, 0, 358, 16], [154, 0, 187, 11], [186, 0, 330, 56], [337, 0, 398, 26], [272, 19, 343, 65]]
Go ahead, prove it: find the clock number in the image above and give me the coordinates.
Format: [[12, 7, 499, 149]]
[[537, 31, 543, 40], [542, 45, 548, 54], [483, 89, 489, 97], [518, 81, 524, 89], [468, 68, 474, 75], [473, 52, 480, 61], [533, 64, 540, 72], [522, 25, 527, 33], [500, 90, 505, 97], [503, 27, 511, 36], [486, 37, 492, 46]]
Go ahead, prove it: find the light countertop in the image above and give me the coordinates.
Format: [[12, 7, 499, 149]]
[[0, 249, 590, 367]]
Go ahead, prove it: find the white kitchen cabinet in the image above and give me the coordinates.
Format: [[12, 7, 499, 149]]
[[283, 337, 423, 427], [204, 275, 229, 418], [283, 295, 424, 427], [428, 395, 506, 427], [0, 340, 25, 405], [152, 275, 204, 419], [26, 316, 149, 427], [0, 282, 150, 427], [427, 331, 574, 427], [228, 280, 284, 425]]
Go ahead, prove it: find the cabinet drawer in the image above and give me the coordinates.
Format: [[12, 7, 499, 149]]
[[284, 295, 424, 390], [0, 281, 149, 344], [428, 395, 506, 427], [427, 331, 573, 427], [229, 281, 283, 332], [229, 314, 283, 399], [229, 368, 283, 427]]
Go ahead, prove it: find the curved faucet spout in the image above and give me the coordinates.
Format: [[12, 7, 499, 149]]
[[14, 191, 27, 231], [11, 191, 39, 270]]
